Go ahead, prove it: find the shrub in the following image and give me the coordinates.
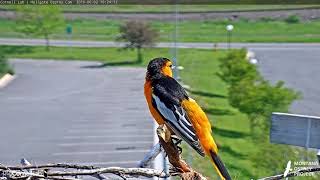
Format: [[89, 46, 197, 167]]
[[0, 51, 14, 76], [217, 48, 261, 86], [285, 15, 300, 24]]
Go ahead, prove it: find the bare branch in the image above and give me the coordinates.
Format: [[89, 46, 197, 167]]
[[46, 167, 168, 178], [1, 170, 44, 179], [0, 124, 209, 180], [0, 166, 169, 179], [258, 166, 320, 180]]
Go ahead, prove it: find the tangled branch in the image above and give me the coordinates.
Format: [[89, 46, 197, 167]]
[[0, 163, 169, 180], [0, 125, 207, 180], [1, 123, 319, 180]]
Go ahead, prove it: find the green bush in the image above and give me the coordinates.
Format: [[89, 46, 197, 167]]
[[217, 48, 261, 86], [229, 80, 299, 119], [285, 14, 300, 24], [0, 51, 14, 76]]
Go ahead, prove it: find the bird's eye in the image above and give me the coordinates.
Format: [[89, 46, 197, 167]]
[[169, 65, 172, 67]]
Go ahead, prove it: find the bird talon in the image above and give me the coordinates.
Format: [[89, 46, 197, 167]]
[[171, 135, 182, 145], [176, 145, 183, 154]]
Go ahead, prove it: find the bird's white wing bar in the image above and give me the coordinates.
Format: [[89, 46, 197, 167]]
[[174, 105, 196, 137], [152, 94, 196, 139], [152, 94, 205, 156]]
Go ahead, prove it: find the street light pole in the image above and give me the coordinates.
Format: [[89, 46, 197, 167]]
[[227, 31, 231, 49], [226, 24, 234, 50], [173, 1, 180, 80]]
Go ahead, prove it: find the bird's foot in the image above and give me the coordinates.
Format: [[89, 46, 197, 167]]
[[171, 135, 182, 145], [171, 135, 183, 154], [176, 145, 183, 154]]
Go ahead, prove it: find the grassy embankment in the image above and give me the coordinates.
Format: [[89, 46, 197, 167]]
[[1, 18, 320, 42], [1, 5, 320, 12], [0, 45, 286, 179]]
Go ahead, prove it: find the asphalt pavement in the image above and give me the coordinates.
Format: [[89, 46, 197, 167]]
[[254, 48, 320, 117], [0, 59, 154, 167], [1, 37, 317, 116]]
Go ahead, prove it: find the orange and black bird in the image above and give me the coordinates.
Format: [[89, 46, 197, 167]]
[[144, 57, 231, 180]]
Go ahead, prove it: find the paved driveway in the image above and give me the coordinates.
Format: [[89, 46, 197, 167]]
[[0, 59, 154, 167], [253, 47, 320, 117]]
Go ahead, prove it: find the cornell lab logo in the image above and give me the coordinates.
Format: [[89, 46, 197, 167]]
[[283, 160, 318, 178], [283, 161, 292, 179]]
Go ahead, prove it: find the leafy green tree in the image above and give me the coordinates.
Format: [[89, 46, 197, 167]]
[[117, 20, 159, 63], [15, 6, 65, 51], [218, 50, 300, 133], [218, 50, 304, 178], [228, 79, 300, 133], [217, 49, 261, 86]]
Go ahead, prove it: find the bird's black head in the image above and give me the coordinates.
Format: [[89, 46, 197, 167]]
[[146, 57, 173, 80]]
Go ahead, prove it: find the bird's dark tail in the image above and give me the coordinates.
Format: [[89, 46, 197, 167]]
[[209, 150, 232, 180]]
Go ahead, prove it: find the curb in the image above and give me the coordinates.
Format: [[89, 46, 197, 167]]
[[0, 73, 15, 89]]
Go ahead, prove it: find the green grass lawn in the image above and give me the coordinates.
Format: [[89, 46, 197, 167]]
[[1, 18, 320, 43], [1, 5, 320, 12], [1, 45, 291, 179]]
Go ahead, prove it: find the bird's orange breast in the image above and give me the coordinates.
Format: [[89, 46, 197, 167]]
[[144, 80, 165, 125]]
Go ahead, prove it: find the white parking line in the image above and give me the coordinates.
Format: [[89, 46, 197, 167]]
[[66, 129, 152, 134], [58, 141, 153, 147], [52, 150, 149, 156], [62, 135, 151, 139], [69, 124, 152, 129], [70, 120, 151, 123]]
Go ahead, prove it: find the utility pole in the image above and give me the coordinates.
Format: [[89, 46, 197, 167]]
[[226, 24, 234, 50], [173, 0, 180, 80]]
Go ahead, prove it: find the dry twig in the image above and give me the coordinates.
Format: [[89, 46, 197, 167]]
[[0, 163, 169, 179]]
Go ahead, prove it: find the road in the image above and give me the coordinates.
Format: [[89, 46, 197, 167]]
[[0, 38, 319, 116], [0, 59, 154, 167], [254, 48, 320, 117], [2, 38, 320, 50]]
